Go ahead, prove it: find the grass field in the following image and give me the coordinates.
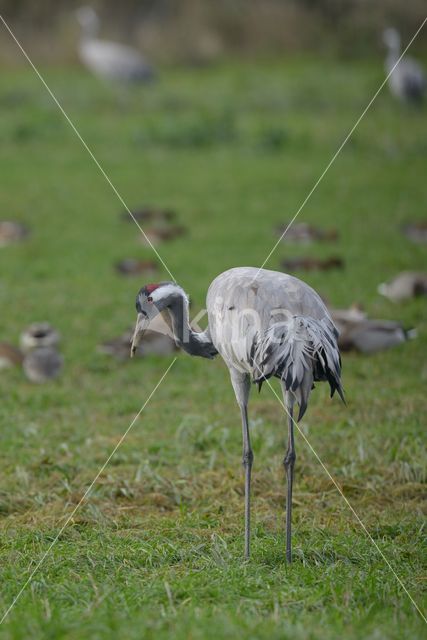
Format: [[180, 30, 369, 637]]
[[0, 57, 426, 639]]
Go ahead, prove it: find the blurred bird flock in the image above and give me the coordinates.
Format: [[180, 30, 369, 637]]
[[0, 1, 426, 639]]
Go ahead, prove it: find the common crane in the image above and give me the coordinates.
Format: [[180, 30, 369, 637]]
[[130, 267, 344, 561]]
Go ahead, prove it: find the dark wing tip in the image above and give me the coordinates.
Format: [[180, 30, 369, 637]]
[[297, 401, 307, 421]]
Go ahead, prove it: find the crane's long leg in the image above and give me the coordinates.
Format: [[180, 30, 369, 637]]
[[230, 369, 252, 558], [282, 387, 296, 563], [241, 401, 253, 559]]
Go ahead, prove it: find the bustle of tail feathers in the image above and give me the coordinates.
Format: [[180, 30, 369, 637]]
[[251, 315, 344, 420]]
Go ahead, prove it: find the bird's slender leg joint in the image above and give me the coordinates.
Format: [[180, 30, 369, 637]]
[[283, 393, 296, 563], [241, 404, 253, 559]]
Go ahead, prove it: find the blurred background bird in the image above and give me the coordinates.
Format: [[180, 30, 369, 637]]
[[383, 27, 426, 102], [20, 323, 63, 383], [76, 6, 155, 84], [378, 271, 427, 302], [331, 306, 416, 353]]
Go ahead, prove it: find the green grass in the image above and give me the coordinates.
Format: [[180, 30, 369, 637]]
[[0, 57, 426, 639]]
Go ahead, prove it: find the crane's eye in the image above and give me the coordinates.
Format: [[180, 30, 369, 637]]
[[147, 296, 153, 303]]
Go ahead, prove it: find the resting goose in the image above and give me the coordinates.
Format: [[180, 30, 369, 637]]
[[378, 272, 427, 302], [331, 306, 416, 354], [20, 323, 63, 383]]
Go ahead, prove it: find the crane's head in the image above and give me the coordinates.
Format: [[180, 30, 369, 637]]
[[382, 27, 400, 52], [76, 6, 100, 36], [130, 282, 186, 356]]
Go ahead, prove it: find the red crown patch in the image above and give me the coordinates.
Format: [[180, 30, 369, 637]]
[[145, 283, 160, 294]]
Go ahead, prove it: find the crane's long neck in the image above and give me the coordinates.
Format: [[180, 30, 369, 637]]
[[386, 48, 400, 68], [78, 11, 100, 41], [165, 290, 217, 359], [385, 36, 401, 68], [81, 24, 98, 41]]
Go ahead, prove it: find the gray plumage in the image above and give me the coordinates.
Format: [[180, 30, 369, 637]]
[[383, 28, 426, 102], [331, 307, 415, 354], [76, 7, 154, 84], [206, 268, 343, 420], [131, 267, 344, 561], [20, 322, 60, 353], [378, 271, 427, 302], [20, 323, 63, 383], [23, 348, 63, 383]]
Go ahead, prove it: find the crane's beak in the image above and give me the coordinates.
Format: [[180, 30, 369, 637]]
[[130, 313, 149, 357]]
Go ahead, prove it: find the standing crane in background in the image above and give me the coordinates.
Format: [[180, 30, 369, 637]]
[[76, 6, 155, 84], [383, 27, 425, 102], [130, 267, 344, 561]]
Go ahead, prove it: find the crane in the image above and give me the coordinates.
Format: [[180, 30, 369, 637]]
[[383, 28, 426, 102], [130, 267, 344, 561], [76, 6, 154, 84]]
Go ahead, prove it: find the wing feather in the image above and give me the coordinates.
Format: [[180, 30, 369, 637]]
[[252, 315, 343, 419]]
